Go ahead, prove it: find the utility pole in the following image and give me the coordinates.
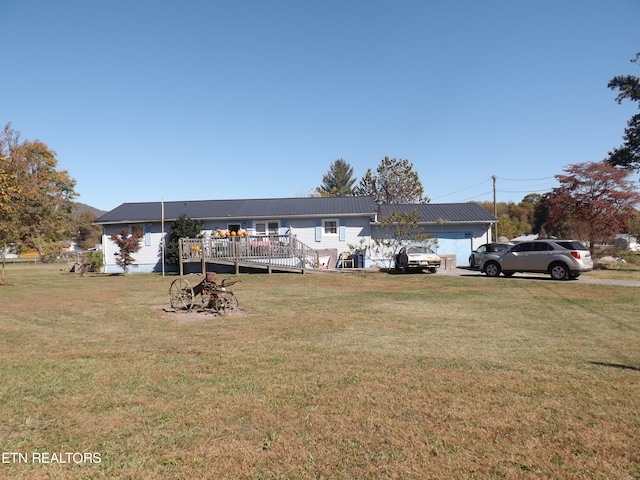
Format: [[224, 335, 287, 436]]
[[492, 175, 497, 241], [161, 198, 165, 277]]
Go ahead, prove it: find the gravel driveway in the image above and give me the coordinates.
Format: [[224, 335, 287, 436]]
[[438, 265, 640, 287]]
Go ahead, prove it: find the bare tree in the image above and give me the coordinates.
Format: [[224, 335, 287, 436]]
[[354, 157, 429, 204]]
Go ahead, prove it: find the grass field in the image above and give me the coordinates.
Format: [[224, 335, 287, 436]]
[[0, 264, 639, 479]]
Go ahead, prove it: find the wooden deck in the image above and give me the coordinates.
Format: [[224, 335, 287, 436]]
[[179, 233, 319, 275]]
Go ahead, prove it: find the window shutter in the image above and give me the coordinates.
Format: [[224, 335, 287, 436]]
[[339, 218, 346, 241], [145, 232, 151, 246], [315, 219, 322, 242]]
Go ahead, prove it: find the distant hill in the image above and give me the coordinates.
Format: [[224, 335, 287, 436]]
[[74, 202, 107, 218]]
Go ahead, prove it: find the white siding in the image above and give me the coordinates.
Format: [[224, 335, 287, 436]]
[[101, 225, 166, 273]]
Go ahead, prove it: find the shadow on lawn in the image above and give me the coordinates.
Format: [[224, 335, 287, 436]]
[[589, 361, 640, 372]]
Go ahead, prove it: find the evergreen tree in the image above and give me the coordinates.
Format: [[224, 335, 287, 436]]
[[165, 214, 204, 265], [607, 53, 640, 170], [316, 158, 356, 197]]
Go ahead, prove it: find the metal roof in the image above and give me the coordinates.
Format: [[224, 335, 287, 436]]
[[95, 196, 379, 224], [379, 203, 497, 224]]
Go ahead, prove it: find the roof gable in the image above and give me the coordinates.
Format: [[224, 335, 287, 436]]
[[95, 196, 378, 224]]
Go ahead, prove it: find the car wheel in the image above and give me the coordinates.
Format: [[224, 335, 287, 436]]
[[428, 267, 437, 274], [469, 255, 475, 268], [550, 263, 569, 280], [484, 261, 501, 277], [396, 253, 409, 273]]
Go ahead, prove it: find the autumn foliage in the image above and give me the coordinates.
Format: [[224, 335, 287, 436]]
[[109, 228, 143, 274], [542, 161, 640, 251], [1, 124, 77, 284]]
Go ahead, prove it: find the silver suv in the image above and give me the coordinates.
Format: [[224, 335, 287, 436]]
[[480, 239, 593, 280]]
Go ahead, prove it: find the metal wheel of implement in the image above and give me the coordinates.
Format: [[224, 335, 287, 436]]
[[198, 291, 212, 310], [213, 294, 238, 314], [169, 278, 195, 310]]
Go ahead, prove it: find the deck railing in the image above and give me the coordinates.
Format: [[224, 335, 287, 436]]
[[179, 233, 319, 273]]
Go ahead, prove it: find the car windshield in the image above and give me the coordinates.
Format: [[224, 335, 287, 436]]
[[406, 246, 434, 254], [488, 244, 510, 252], [555, 241, 588, 250]]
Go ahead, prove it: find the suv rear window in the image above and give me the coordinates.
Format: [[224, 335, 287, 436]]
[[555, 241, 588, 250]]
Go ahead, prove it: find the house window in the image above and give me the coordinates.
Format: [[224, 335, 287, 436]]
[[130, 224, 145, 237], [255, 221, 279, 235], [228, 224, 241, 234], [323, 219, 338, 235]]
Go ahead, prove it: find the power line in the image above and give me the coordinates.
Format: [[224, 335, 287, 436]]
[[500, 189, 552, 194], [433, 176, 558, 203], [431, 178, 492, 201], [496, 176, 555, 182], [460, 191, 493, 201]]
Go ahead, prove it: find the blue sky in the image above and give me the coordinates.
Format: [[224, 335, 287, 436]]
[[2, 1, 639, 212]]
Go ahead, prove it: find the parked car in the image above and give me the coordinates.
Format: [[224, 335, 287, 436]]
[[479, 239, 593, 280], [468, 242, 513, 269], [394, 244, 441, 273]]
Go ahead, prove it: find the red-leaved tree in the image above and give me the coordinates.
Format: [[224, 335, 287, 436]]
[[543, 161, 640, 253], [109, 227, 143, 274]]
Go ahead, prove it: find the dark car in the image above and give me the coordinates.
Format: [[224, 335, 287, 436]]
[[468, 242, 513, 269], [479, 239, 593, 280]]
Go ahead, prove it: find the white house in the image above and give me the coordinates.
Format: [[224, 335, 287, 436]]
[[94, 196, 496, 273]]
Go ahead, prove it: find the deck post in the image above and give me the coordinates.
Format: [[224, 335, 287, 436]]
[[179, 239, 184, 277], [201, 237, 206, 275]]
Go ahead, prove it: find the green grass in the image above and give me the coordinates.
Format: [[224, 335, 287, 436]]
[[1, 264, 639, 479]]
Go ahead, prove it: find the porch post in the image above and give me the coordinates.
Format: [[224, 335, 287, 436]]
[[179, 239, 184, 278], [201, 237, 206, 275]]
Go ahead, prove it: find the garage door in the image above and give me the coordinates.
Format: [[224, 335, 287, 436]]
[[433, 232, 473, 266]]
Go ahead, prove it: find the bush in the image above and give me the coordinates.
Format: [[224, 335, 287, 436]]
[[86, 250, 104, 272]]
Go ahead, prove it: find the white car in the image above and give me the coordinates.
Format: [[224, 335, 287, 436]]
[[394, 245, 441, 274]]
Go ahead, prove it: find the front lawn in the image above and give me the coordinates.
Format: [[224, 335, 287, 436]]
[[1, 264, 638, 479]]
